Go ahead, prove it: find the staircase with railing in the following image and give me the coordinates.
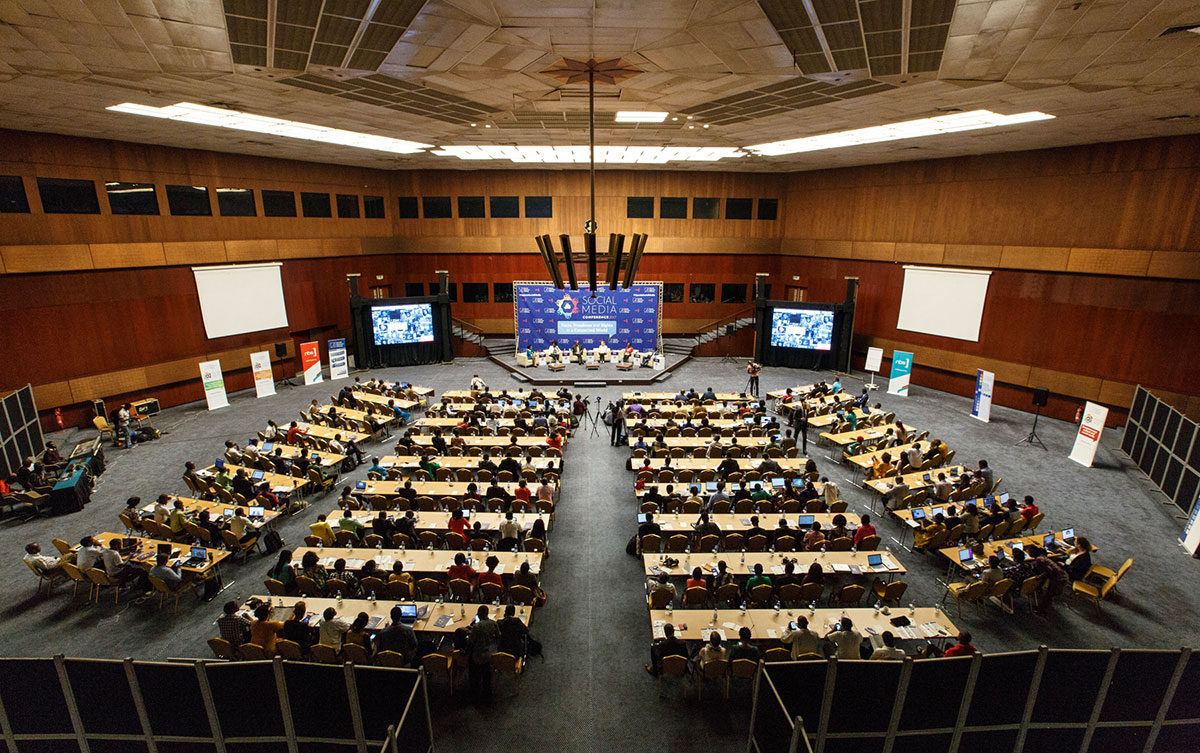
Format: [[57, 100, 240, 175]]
[[450, 317, 489, 356], [662, 306, 756, 355]]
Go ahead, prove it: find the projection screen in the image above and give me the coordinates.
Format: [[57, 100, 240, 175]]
[[896, 265, 991, 342], [192, 262, 288, 339]]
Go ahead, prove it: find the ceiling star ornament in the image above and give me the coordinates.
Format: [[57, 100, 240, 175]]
[[540, 58, 643, 86]]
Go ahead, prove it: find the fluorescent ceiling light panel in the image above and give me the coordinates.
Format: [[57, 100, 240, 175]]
[[432, 145, 744, 164], [614, 111, 669, 123], [107, 102, 432, 154], [747, 110, 1055, 156]]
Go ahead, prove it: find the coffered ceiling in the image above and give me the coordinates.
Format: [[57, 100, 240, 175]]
[[0, 0, 1197, 171]]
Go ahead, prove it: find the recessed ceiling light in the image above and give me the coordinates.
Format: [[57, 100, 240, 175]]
[[431, 145, 745, 164], [106, 102, 431, 154], [615, 111, 669, 123], [484, 124, 491, 128], [671, 117, 678, 121], [747, 110, 1055, 156], [688, 125, 695, 129], [470, 123, 477, 127], [686, 116, 694, 120], [703, 124, 709, 128]]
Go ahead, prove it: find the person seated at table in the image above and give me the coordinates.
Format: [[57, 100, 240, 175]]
[[883, 478, 911, 511], [746, 563, 771, 593], [231, 469, 256, 502], [228, 507, 256, 544], [803, 521, 826, 551], [211, 460, 233, 491], [646, 622, 690, 676], [149, 553, 188, 592], [327, 558, 360, 596], [546, 431, 563, 451], [912, 513, 946, 550], [689, 512, 719, 543], [870, 631, 906, 660], [364, 511, 393, 543], [446, 508, 470, 544], [75, 536, 104, 572], [725, 626, 759, 663], [385, 400, 411, 425], [318, 606, 352, 650], [279, 601, 315, 651], [39, 442, 64, 474], [335, 509, 365, 543], [299, 550, 329, 592], [695, 631, 727, 671], [249, 604, 285, 657], [825, 616, 864, 659], [1020, 495, 1039, 525], [216, 600, 252, 651], [513, 479, 532, 508], [447, 552, 478, 595], [904, 443, 924, 471], [647, 572, 676, 604], [497, 451, 522, 478], [826, 514, 851, 543], [775, 560, 803, 590], [640, 349, 656, 368], [547, 341, 563, 363], [1001, 547, 1037, 586], [266, 549, 297, 594], [304, 514, 334, 546], [742, 515, 768, 543], [1063, 537, 1093, 581], [869, 451, 893, 480], [781, 615, 822, 659], [23, 542, 62, 575], [942, 631, 977, 657], [621, 342, 635, 363], [150, 494, 170, 524], [478, 555, 504, 592], [683, 567, 708, 594], [383, 561, 414, 599]]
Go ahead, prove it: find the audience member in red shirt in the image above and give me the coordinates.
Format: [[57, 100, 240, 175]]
[[685, 567, 707, 591], [546, 432, 563, 450], [447, 509, 470, 543], [478, 555, 504, 591], [514, 479, 532, 504], [286, 421, 306, 445], [446, 552, 477, 586], [852, 514, 877, 547], [1020, 496, 1039, 524], [942, 632, 977, 657]]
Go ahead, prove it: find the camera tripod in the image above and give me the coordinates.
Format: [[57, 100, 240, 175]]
[[1014, 404, 1047, 450]]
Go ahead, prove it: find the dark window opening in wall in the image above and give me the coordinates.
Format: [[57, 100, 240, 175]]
[[0, 176, 29, 213], [301, 192, 332, 217], [336, 193, 360, 218], [262, 190, 296, 217], [165, 184, 211, 216], [693, 197, 719, 220], [369, 285, 391, 299], [458, 196, 485, 218], [397, 196, 419, 218], [434, 282, 457, 301], [721, 283, 747, 303], [524, 196, 552, 218], [493, 282, 514, 303], [462, 282, 489, 302], [690, 283, 715, 303], [763, 284, 772, 300], [37, 177, 100, 214], [663, 283, 684, 303], [363, 195, 385, 218], [217, 188, 256, 216], [725, 197, 753, 220], [660, 196, 687, 219], [405, 282, 425, 297], [105, 182, 159, 215], [627, 196, 654, 218], [423, 196, 452, 218], [490, 196, 519, 218], [758, 198, 779, 220]]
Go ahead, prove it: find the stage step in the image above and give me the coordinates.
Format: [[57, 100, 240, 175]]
[[481, 337, 516, 356], [662, 337, 696, 355]]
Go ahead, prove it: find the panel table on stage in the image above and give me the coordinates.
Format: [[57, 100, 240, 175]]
[[820, 424, 918, 447], [247, 595, 531, 634], [198, 464, 310, 496], [290, 546, 544, 576], [648, 606, 956, 644], [296, 422, 372, 445], [89, 532, 229, 577], [642, 551, 905, 578]]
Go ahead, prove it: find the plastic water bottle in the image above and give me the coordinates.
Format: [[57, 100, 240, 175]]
[[774, 601, 781, 615], [908, 601, 916, 615], [666, 602, 673, 615], [711, 607, 718, 625]]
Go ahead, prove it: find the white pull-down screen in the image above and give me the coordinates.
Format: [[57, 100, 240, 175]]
[[192, 262, 289, 339], [896, 265, 991, 342]]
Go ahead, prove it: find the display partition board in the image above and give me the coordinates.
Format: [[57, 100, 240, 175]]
[[328, 338, 349, 380], [972, 369, 995, 422], [887, 351, 914, 396], [0, 385, 44, 479], [1068, 401, 1108, 467], [514, 281, 661, 352], [250, 351, 275, 398], [300, 341, 322, 385], [198, 360, 229, 410], [1119, 385, 1200, 516]]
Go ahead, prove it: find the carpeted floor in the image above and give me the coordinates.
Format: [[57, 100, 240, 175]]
[[2, 357, 1195, 753]]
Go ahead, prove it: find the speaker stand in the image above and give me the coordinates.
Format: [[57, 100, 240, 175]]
[[273, 354, 296, 388], [1014, 405, 1047, 450]]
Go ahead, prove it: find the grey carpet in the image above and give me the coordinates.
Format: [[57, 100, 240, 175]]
[[2, 358, 1194, 753]]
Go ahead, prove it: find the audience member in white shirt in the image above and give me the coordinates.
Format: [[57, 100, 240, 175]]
[[24, 543, 61, 573], [869, 631, 906, 660]]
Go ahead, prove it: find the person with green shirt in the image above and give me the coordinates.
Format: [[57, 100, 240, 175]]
[[337, 509, 365, 542], [213, 460, 232, 490], [751, 484, 774, 503], [746, 563, 771, 592], [419, 456, 441, 478], [167, 498, 188, 534]]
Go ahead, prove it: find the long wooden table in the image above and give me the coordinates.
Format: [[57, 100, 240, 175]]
[[865, 466, 966, 496], [847, 442, 921, 470], [891, 493, 1012, 527], [353, 480, 544, 499], [635, 480, 824, 499], [91, 531, 228, 576], [766, 385, 822, 400], [297, 423, 372, 444], [820, 424, 916, 447], [644, 512, 848, 535], [290, 547, 544, 575], [198, 464, 309, 495], [251, 442, 346, 469], [316, 404, 394, 431], [633, 458, 809, 473], [346, 509, 548, 533], [937, 530, 1089, 573], [628, 436, 774, 449], [431, 400, 572, 415], [413, 417, 571, 432], [348, 391, 420, 413], [642, 551, 905, 577], [649, 607, 956, 643], [137, 496, 281, 529], [624, 392, 753, 402], [632, 418, 749, 430], [378, 455, 560, 472], [806, 408, 872, 429], [410, 435, 564, 450], [247, 595, 529, 634]]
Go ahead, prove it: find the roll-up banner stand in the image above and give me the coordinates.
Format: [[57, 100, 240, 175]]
[[328, 338, 349, 380], [199, 360, 229, 410], [301, 341, 323, 385], [887, 350, 914, 396], [971, 369, 995, 422], [250, 351, 275, 398], [1068, 401, 1108, 467], [1181, 493, 1200, 558]]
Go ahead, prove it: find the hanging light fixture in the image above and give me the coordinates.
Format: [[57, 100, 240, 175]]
[[536, 58, 649, 296]]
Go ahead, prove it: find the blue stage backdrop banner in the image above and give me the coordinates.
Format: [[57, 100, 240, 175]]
[[514, 282, 661, 352]]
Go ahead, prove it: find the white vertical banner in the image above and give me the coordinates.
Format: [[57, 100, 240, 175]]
[[1181, 492, 1200, 557], [198, 360, 229, 411], [250, 351, 275, 398], [971, 369, 995, 422], [328, 338, 349, 380], [1068, 401, 1108, 467], [887, 350, 914, 396]]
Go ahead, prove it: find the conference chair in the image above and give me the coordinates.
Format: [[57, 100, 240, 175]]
[[648, 589, 674, 609], [92, 416, 119, 446], [208, 637, 236, 660], [342, 642, 371, 665], [682, 586, 709, 607], [871, 579, 908, 606], [275, 640, 305, 661], [295, 576, 321, 597], [84, 568, 120, 604], [264, 578, 287, 596], [830, 583, 865, 608], [943, 580, 988, 618], [60, 561, 90, 601], [658, 654, 690, 697], [422, 651, 457, 693], [307, 468, 334, 495], [25, 559, 67, 597], [508, 585, 535, 606], [221, 529, 261, 564], [1017, 575, 1045, 613], [309, 644, 340, 664], [987, 578, 1014, 611], [416, 578, 444, 599], [237, 643, 268, 661], [360, 577, 387, 600], [334, 530, 357, 547], [696, 658, 730, 700], [491, 652, 523, 695], [763, 647, 791, 663], [148, 574, 193, 613]]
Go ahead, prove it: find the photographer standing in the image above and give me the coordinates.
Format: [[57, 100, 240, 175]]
[[746, 361, 762, 396]]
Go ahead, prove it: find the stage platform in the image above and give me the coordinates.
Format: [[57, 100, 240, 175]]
[[486, 353, 693, 386]]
